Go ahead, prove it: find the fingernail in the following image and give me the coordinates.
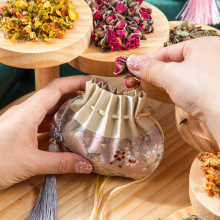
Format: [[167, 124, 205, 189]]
[[75, 161, 93, 174], [127, 54, 147, 71]]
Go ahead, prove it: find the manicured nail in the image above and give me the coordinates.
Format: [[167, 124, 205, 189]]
[[127, 54, 147, 71], [75, 161, 92, 174]]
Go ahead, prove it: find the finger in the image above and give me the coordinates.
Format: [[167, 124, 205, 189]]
[[148, 38, 199, 62], [127, 54, 174, 87], [33, 149, 93, 175], [24, 75, 91, 121], [36, 77, 107, 129]]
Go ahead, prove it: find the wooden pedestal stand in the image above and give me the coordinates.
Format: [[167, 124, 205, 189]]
[[175, 106, 218, 153], [164, 206, 197, 220], [0, 0, 93, 90], [189, 155, 220, 220]]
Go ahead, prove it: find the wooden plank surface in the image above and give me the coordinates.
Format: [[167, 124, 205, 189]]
[[0, 76, 199, 220], [0, 0, 93, 69]]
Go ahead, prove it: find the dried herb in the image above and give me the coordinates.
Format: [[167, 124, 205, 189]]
[[165, 20, 219, 46], [85, 0, 154, 52], [197, 152, 220, 198], [114, 55, 140, 89], [158, 212, 206, 220], [180, 212, 206, 220], [0, 0, 79, 42]]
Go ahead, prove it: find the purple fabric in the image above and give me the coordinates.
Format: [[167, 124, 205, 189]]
[[54, 99, 164, 180]]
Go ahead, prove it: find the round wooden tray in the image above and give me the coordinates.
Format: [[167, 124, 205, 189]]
[[0, 0, 93, 69], [189, 155, 220, 220], [175, 106, 218, 153], [141, 21, 220, 104], [164, 206, 197, 220], [69, 2, 170, 76]]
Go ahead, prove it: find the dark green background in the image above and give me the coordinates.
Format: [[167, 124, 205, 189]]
[[0, 0, 220, 109]]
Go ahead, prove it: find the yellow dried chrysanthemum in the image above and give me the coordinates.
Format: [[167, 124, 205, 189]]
[[0, 0, 79, 42]]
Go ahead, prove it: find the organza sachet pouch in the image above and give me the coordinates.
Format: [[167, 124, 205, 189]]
[[26, 78, 164, 220]]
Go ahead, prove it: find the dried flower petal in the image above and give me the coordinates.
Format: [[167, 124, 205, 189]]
[[115, 3, 126, 14], [125, 34, 140, 49]]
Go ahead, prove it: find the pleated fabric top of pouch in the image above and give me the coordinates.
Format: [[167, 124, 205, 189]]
[[51, 78, 164, 180]]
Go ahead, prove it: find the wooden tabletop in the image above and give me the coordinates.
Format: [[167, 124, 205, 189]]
[[0, 76, 198, 220]]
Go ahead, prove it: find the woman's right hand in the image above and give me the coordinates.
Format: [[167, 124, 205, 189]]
[[127, 37, 220, 147]]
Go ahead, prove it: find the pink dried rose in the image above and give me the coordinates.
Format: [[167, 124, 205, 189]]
[[125, 35, 140, 49], [115, 3, 126, 14], [93, 11, 102, 21], [114, 55, 141, 89], [116, 30, 127, 39], [125, 76, 140, 89], [139, 7, 152, 21], [87, 0, 154, 52], [106, 25, 114, 31], [115, 21, 126, 30], [107, 31, 123, 52], [106, 15, 114, 24], [92, 31, 99, 42], [114, 56, 128, 75]]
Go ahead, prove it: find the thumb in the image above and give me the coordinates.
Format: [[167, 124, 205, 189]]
[[33, 150, 93, 175], [127, 54, 173, 87]]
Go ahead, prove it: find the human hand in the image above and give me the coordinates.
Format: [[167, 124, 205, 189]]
[[127, 37, 220, 146], [0, 75, 95, 190]]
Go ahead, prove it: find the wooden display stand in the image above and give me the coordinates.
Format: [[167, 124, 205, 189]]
[[189, 155, 220, 220], [0, 0, 93, 90], [69, 2, 170, 77], [175, 106, 218, 154]]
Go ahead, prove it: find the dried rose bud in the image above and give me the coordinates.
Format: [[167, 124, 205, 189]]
[[124, 34, 140, 49], [128, 2, 139, 10], [98, 35, 109, 48], [132, 16, 141, 25], [105, 15, 114, 24], [95, 21, 105, 29], [127, 8, 134, 16], [138, 8, 152, 21], [114, 56, 128, 75], [133, 27, 146, 39], [115, 20, 126, 30], [106, 25, 114, 31], [140, 6, 152, 15], [115, 3, 126, 14], [128, 22, 139, 30], [137, 0, 143, 5], [93, 10, 102, 22], [140, 22, 150, 32], [115, 13, 125, 21], [145, 25, 154, 34], [125, 76, 140, 89], [116, 29, 127, 39], [92, 31, 99, 42]]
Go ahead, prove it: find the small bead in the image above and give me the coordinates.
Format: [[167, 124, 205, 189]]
[[49, 143, 59, 152]]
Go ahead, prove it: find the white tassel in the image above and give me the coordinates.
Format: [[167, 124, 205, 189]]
[[176, 0, 220, 25]]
